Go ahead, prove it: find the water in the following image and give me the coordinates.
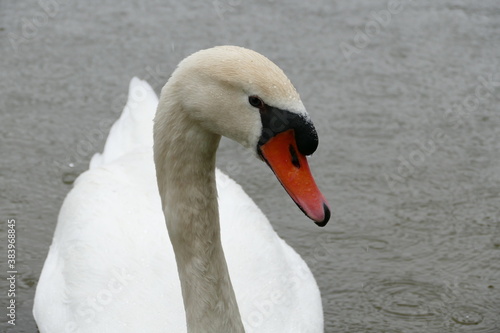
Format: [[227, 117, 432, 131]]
[[1, 0, 499, 332]]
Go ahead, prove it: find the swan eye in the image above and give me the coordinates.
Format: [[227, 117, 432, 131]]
[[248, 96, 264, 108]]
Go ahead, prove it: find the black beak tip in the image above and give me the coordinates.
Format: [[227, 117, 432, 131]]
[[314, 203, 330, 227]]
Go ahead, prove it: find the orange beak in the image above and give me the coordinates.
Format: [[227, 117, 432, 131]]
[[258, 129, 330, 226]]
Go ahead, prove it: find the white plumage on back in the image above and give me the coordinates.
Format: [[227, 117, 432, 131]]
[[90, 77, 158, 168]]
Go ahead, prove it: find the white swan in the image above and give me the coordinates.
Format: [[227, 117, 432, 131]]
[[33, 46, 330, 333]]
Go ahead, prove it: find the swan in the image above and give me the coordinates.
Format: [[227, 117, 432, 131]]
[[33, 45, 330, 333]]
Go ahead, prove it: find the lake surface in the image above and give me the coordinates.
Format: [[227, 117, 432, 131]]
[[1, 0, 499, 332]]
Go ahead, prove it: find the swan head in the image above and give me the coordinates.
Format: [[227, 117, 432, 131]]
[[162, 45, 330, 226]]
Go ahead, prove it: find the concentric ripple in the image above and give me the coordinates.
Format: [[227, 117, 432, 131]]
[[445, 301, 500, 332], [450, 306, 484, 325], [364, 278, 499, 332], [363, 279, 447, 319]]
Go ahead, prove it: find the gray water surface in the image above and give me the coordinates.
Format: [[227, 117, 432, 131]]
[[1, 1, 499, 332]]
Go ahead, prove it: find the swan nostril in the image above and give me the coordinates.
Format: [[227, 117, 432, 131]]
[[289, 144, 300, 168]]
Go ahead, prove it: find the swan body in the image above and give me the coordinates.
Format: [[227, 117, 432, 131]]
[[34, 46, 329, 332]]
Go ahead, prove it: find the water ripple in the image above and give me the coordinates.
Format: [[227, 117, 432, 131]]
[[363, 279, 447, 320], [450, 305, 484, 325], [363, 278, 499, 332]]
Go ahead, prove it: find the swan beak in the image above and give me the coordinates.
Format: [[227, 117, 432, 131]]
[[258, 129, 330, 226]]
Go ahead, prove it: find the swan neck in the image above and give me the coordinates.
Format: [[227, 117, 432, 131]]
[[154, 95, 245, 333]]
